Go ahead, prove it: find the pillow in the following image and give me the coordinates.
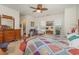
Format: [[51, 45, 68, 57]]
[[69, 39, 79, 48], [67, 33, 76, 38]]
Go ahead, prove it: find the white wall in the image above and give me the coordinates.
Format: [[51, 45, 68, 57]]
[[64, 6, 78, 35], [21, 6, 79, 36], [0, 5, 20, 29], [21, 16, 38, 34], [21, 13, 64, 35], [37, 13, 64, 34], [76, 6, 79, 20]]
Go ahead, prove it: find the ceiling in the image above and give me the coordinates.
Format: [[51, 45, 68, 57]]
[[2, 4, 78, 17]]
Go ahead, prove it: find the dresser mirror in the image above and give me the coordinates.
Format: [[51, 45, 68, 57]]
[[0, 15, 15, 29]]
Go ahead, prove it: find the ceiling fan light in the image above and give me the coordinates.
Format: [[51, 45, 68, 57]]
[[36, 10, 41, 13]]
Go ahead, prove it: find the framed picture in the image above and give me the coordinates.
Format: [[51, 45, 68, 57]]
[[46, 21, 53, 26], [31, 21, 35, 27]]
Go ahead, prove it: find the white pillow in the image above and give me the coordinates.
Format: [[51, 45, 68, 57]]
[[67, 33, 77, 39], [67, 33, 79, 48], [69, 38, 79, 48]]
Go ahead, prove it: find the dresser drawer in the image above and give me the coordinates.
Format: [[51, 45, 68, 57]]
[[0, 31, 3, 43], [15, 29, 21, 39], [4, 30, 15, 42]]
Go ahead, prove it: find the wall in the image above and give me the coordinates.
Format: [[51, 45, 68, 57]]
[[19, 6, 79, 36], [0, 5, 20, 29], [21, 6, 79, 36], [21, 16, 37, 35], [36, 13, 64, 34], [64, 6, 78, 35], [21, 13, 64, 35]]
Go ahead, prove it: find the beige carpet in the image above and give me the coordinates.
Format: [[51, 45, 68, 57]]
[[7, 40, 23, 55]]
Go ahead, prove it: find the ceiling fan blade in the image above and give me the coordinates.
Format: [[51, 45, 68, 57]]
[[30, 4, 48, 13], [33, 10, 36, 12], [30, 6, 36, 9], [42, 8, 48, 10]]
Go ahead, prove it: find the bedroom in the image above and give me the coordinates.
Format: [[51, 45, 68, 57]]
[[0, 4, 79, 55]]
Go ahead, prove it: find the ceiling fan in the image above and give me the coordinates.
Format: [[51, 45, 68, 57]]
[[30, 4, 48, 13]]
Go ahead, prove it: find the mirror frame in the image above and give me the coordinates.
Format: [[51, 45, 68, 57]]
[[0, 15, 15, 29]]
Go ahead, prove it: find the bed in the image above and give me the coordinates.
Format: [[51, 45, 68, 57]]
[[22, 35, 79, 55]]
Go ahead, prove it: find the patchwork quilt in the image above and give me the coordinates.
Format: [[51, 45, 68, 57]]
[[23, 35, 79, 55]]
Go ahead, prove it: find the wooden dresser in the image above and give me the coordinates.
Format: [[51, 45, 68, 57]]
[[4, 29, 15, 42], [15, 29, 21, 40], [0, 15, 21, 43], [0, 30, 3, 43], [0, 29, 21, 42]]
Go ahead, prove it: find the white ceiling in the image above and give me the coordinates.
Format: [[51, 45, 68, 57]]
[[2, 4, 78, 17]]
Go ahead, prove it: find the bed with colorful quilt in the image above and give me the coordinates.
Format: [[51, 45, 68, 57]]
[[23, 35, 79, 55]]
